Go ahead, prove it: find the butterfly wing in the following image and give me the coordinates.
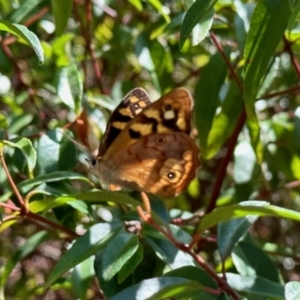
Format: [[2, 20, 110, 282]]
[[104, 88, 194, 158], [102, 132, 200, 197], [98, 88, 151, 156]]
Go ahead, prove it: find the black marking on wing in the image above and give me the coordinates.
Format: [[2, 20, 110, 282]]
[[139, 114, 159, 134], [160, 108, 181, 131], [98, 88, 151, 156], [129, 129, 142, 139]]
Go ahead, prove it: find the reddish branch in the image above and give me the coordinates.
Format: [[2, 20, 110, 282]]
[[73, 0, 102, 91], [142, 213, 241, 300], [205, 32, 245, 214], [283, 36, 300, 78], [0, 149, 78, 239], [205, 33, 300, 214]]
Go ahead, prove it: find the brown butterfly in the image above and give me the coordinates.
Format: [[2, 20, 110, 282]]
[[92, 87, 200, 197]]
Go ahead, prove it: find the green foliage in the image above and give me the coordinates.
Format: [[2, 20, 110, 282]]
[[1, 0, 300, 299]]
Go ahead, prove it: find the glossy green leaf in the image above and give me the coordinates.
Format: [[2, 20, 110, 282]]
[[244, 0, 292, 119], [18, 171, 89, 194], [8, 0, 45, 23], [146, 236, 195, 269], [72, 190, 141, 207], [118, 243, 144, 283], [164, 266, 218, 300], [71, 256, 95, 300], [37, 196, 89, 214], [51, 0, 72, 37], [56, 64, 83, 114], [226, 273, 284, 297], [233, 240, 280, 282], [217, 216, 258, 260], [180, 0, 217, 48], [0, 19, 44, 65], [3, 137, 36, 175], [233, 141, 257, 184], [52, 33, 74, 66], [110, 277, 207, 300], [135, 35, 160, 91], [45, 222, 123, 289], [234, 1, 254, 51], [36, 129, 77, 175], [190, 9, 214, 46], [195, 51, 228, 154], [285, 281, 300, 300], [197, 201, 300, 232], [205, 80, 243, 159], [287, 0, 300, 31], [101, 231, 139, 281]]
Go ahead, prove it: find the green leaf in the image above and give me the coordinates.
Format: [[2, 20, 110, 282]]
[[180, 0, 217, 48], [217, 216, 258, 260], [71, 256, 95, 300], [285, 281, 300, 300], [190, 9, 214, 46], [205, 80, 244, 159], [232, 240, 280, 283], [36, 129, 77, 175], [128, 0, 143, 11], [45, 222, 123, 289], [233, 141, 257, 184], [146, 236, 195, 269], [287, 0, 300, 31], [110, 277, 208, 300], [135, 35, 160, 91], [0, 113, 8, 130], [244, 0, 292, 119], [197, 201, 300, 232], [51, 0, 72, 37], [52, 33, 74, 66], [234, 1, 254, 51], [226, 273, 284, 298], [37, 196, 89, 215], [164, 266, 218, 300], [72, 190, 141, 207], [18, 171, 89, 194], [0, 19, 44, 65], [101, 231, 139, 281], [3, 137, 36, 176], [56, 64, 83, 114], [0, 231, 50, 288], [117, 244, 144, 283], [8, 0, 45, 23], [195, 51, 228, 154]]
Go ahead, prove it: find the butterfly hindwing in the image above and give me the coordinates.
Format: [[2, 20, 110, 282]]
[[98, 88, 151, 156], [105, 132, 200, 197]]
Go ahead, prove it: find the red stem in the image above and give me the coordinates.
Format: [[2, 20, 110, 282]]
[[205, 33, 245, 213]]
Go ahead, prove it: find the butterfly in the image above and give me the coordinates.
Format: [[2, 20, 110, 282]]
[[92, 87, 200, 198]]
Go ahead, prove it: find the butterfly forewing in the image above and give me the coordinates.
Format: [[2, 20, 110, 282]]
[[104, 88, 194, 158], [98, 88, 151, 156]]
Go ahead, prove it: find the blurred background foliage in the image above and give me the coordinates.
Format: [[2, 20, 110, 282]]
[[1, 0, 300, 299]]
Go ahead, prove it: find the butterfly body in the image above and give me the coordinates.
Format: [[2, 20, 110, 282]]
[[94, 88, 200, 197]]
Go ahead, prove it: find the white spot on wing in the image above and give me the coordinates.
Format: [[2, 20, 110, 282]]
[[164, 110, 175, 120]]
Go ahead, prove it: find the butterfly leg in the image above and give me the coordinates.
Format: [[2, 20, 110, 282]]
[[136, 192, 152, 222]]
